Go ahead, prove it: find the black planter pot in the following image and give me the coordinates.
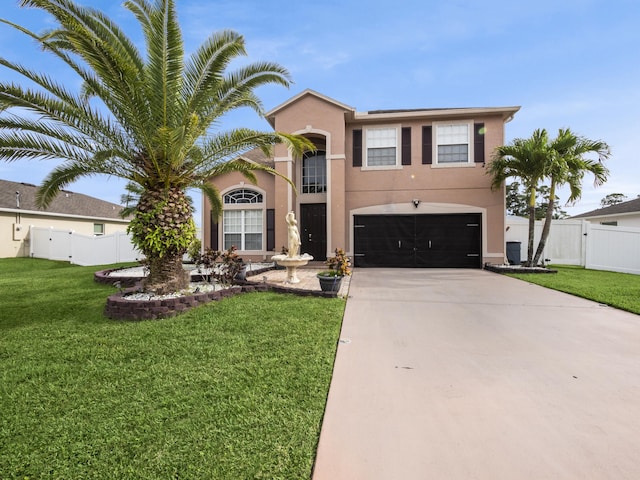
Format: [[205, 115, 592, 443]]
[[317, 273, 343, 293], [235, 265, 248, 281]]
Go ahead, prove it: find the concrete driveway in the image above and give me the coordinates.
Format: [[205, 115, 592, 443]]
[[312, 269, 640, 480]]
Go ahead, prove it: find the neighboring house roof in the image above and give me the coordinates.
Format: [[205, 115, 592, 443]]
[[0, 179, 128, 221], [237, 148, 274, 167], [572, 197, 640, 219]]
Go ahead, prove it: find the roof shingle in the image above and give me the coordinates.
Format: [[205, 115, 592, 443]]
[[572, 196, 640, 219], [0, 179, 127, 220]]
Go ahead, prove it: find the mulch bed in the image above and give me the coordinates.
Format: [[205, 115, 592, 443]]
[[96, 266, 338, 321]]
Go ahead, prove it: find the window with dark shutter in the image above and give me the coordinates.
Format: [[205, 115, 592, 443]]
[[401, 127, 411, 166], [266, 209, 275, 251], [422, 126, 432, 164], [353, 129, 362, 167], [474, 123, 485, 164], [210, 212, 219, 250]]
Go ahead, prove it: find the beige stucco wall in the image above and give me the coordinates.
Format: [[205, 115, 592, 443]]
[[271, 94, 347, 159], [344, 114, 507, 262], [202, 169, 278, 261], [0, 211, 129, 258], [270, 94, 350, 258], [585, 214, 640, 228]]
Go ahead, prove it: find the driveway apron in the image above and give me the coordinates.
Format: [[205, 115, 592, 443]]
[[312, 269, 640, 480]]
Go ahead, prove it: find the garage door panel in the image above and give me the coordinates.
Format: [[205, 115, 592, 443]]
[[354, 216, 414, 267], [354, 213, 482, 268]]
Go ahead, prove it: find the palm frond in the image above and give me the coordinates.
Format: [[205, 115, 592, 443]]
[[183, 30, 246, 115], [0, 131, 94, 163], [135, 0, 185, 129], [0, 115, 98, 152], [0, 82, 130, 153], [36, 161, 96, 207], [197, 181, 223, 219]]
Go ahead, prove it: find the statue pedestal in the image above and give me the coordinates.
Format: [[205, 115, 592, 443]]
[[271, 254, 313, 284]]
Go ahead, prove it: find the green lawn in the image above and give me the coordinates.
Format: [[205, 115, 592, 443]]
[[507, 265, 640, 314], [0, 258, 345, 479]]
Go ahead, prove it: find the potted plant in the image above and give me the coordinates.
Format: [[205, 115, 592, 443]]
[[317, 248, 351, 293]]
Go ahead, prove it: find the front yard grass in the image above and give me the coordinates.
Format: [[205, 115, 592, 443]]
[[507, 265, 640, 315], [0, 258, 345, 479]]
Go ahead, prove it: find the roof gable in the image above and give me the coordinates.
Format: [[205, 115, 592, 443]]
[[265, 89, 355, 127], [0, 179, 128, 220]]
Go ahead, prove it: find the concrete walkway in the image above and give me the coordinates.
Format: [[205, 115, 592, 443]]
[[312, 269, 640, 480]]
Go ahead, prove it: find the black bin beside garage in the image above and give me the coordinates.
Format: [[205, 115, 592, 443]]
[[506, 241, 521, 265]]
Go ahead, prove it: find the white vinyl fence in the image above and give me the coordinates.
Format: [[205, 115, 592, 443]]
[[585, 224, 640, 275], [505, 217, 640, 275], [30, 226, 140, 266]]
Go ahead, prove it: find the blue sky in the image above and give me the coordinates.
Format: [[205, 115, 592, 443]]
[[1, 0, 638, 223]]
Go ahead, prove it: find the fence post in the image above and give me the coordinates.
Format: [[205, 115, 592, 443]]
[[69, 230, 76, 265], [581, 220, 588, 267], [584, 222, 592, 269]]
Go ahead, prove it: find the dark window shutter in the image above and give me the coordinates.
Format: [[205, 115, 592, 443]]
[[401, 127, 411, 166], [352, 129, 362, 167], [266, 209, 275, 251], [210, 212, 219, 250], [474, 123, 485, 163], [422, 126, 432, 164]]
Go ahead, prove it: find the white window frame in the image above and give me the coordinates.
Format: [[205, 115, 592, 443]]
[[301, 150, 327, 194], [93, 223, 105, 236], [363, 125, 402, 170], [222, 209, 263, 251], [432, 121, 474, 167], [222, 187, 265, 252]]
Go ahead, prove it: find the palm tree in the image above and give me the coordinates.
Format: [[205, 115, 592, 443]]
[[119, 182, 145, 219], [488, 129, 550, 266], [532, 129, 610, 265], [0, 0, 311, 294]]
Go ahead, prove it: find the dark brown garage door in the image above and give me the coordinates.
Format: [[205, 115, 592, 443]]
[[353, 213, 482, 268]]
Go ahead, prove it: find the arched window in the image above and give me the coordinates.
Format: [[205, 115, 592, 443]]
[[222, 188, 264, 251], [223, 189, 263, 204]]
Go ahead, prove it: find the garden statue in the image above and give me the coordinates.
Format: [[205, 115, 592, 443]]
[[271, 211, 312, 283], [286, 211, 301, 258]]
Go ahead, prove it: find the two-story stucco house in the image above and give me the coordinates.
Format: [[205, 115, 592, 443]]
[[202, 90, 519, 268]]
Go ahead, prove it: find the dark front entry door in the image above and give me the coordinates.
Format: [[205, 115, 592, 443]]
[[354, 213, 482, 268], [300, 203, 327, 261]]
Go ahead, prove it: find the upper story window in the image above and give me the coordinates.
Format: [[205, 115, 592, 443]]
[[302, 151, 327, 193], [223, 189, 263, 204], [366, 127, 399, 167], [436, 123, 471, 164]]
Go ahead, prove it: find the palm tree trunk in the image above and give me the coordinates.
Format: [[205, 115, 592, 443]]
[[132, 186, 193, 294], [525, 186, 536, 266], [533, 181, 556, 266], [145, 252, 189, 294]]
